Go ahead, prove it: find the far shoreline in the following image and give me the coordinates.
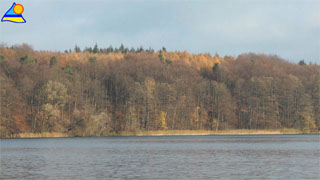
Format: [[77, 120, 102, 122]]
[[2, 129, 319, 139]]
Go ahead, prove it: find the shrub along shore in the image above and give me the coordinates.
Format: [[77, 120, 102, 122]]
[[4, 129, 318, 139]]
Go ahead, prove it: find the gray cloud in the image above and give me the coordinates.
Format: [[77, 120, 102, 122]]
[[0, 0, 319, 63]]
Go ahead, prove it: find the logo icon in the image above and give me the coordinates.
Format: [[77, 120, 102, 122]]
[[1, 2, 26, 23]]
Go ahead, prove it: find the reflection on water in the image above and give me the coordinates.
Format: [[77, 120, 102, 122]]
[[1, 135, 319, 179]]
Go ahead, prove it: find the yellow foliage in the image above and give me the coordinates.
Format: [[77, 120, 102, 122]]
[[158, 111, 168, 130], [158, 51, 223, 70], [212, 118, 219, 130]]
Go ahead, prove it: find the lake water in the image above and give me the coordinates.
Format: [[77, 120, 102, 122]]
[[0, 135, 319, 179]]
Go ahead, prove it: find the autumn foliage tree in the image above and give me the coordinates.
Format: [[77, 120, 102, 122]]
[[0, 44, 319, 137]]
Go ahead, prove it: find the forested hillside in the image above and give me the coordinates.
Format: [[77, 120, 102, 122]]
[[1, 44, 319, 137]]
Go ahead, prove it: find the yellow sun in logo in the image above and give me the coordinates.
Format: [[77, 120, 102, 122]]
[[13, 4, 24, 15]]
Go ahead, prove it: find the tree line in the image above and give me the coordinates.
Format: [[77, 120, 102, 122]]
[[0, 44, 319, 137], [68, 44, 157, 54]]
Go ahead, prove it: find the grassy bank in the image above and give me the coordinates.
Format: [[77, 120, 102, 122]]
[[3, 129, 318, 139], [6, 132, 69, 139], [118, 129, 305, 136]]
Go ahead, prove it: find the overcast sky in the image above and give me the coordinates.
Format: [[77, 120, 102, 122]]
[[0, 0, 319, 63]]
